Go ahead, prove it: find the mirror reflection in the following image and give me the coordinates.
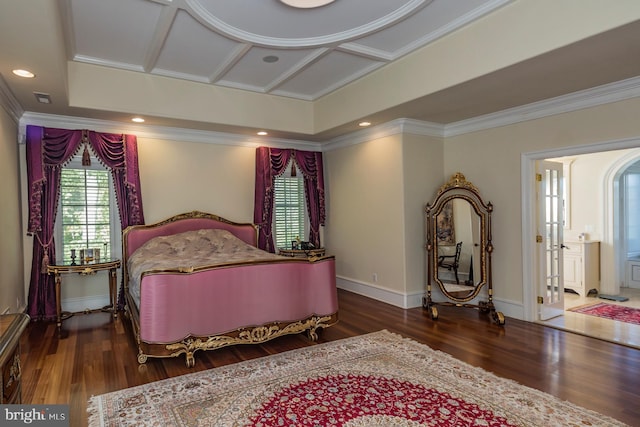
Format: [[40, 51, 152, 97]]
[[435, 198, 481, 298]]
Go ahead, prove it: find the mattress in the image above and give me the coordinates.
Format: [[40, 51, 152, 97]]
[[127, 228, 283, 307]]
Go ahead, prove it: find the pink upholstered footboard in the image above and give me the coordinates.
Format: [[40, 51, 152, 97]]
[[138, 258, 337, 343]]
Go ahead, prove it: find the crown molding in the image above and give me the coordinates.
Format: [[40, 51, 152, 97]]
[[445, 75, 640, 137], [0, 75, 24, 124], [17, 112, 322, 151], [10, 75, 640, 151], [185, 0, 429, 49], [323, 118, 444, 152]]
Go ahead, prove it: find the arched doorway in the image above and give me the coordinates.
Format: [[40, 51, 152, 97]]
[[602, 150, 640, 297]]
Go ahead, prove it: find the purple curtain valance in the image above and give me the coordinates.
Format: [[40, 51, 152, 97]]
[[27, 127, 144, 234], [253, 147, 325, 252]]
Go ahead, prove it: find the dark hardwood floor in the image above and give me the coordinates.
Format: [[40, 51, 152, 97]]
[[21, 289, 640, 426]]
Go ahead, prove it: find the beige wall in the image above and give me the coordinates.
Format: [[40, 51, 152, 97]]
[[324, 131, 443, 307], [136, 138, 256, 224], [444, 97, 640, 308], [402, 133, 444, 297], [324, 135, 405, 294], [0, 108, 24, 314]]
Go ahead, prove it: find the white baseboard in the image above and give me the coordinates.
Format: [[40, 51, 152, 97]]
[[337, 276, 525, 320], [491, 297, 524, 320], [336, 276, 423, 309], [62, 294, 111, 313], [1, 305, 27, 315], [336, 276, 424, 308]]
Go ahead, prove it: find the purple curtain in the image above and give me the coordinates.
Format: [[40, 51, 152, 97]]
[[25, 126, 145, 320], [253, 147, 325, 252]]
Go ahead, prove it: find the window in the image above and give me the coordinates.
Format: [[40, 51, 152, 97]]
[[624, 167, 640, 258], [55, 157, 120, 263], [273, 174, 307, 250]]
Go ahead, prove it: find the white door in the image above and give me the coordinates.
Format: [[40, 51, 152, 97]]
[[537, 160, 565, 320]]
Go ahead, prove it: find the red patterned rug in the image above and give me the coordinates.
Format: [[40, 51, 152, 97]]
[[569, 302, 640, 325], [87, 330, 626, 426]]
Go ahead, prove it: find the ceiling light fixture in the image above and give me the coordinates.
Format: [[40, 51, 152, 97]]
[[279, 0, 336, 8], [13, 69, 35, 78], [358, 121, 371, 127], [131, 117, 145, 123], [257, 131, 268, 136], [33, 92, 51, 104]]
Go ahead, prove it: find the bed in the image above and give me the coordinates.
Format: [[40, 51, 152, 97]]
[[122, 211, 338, 367]]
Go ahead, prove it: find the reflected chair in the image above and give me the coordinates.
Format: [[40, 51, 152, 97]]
[[438, 241, 462, 284]]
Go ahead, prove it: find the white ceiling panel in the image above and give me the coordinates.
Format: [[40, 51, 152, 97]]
[[273, 51, 384, 99], [70, 0, 164, 70], [218, 46, 323, 93], [351, 0, 494, 55], [153, 10, 244, 81], [190, 0, 422, 41]]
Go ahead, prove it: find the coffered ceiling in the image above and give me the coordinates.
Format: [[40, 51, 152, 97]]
[[1, 0, 640, 141], [64, 0, 506, 101]]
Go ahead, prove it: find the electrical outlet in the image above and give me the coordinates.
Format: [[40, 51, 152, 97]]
[[372, 273, 378, 283]]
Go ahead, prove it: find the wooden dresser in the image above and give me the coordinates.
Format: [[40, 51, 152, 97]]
[[1, 313, 29, 404]]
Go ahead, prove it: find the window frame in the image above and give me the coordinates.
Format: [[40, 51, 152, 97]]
[[273, 169, 309, 250], [54, 154, 121, 263]]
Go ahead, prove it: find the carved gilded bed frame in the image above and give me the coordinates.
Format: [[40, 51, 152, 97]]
[[122, 211, 338, 367]]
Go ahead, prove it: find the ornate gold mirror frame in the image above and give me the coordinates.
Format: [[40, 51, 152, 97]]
[[423, 172, 505, 325]]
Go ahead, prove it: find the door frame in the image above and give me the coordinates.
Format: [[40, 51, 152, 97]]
[[521, 137, 640, 322]]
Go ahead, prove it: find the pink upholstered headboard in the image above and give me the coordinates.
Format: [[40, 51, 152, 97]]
[[123, 211, 258, 259]]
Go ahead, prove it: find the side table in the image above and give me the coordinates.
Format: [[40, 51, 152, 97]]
[[278, 248, 326, 259], [47, 259, 121, 327], [1, 313, 30, 404]]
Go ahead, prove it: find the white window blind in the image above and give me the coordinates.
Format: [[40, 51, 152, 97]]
[[57, 167, 113, 263], [274, 175, 306, 249]]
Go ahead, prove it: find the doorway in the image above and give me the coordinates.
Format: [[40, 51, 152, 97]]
[[522, 138, 640, 348]]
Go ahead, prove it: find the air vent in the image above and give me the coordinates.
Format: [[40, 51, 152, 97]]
[[34, 92, 51, 104]]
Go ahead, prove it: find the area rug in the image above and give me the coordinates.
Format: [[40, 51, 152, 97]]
[[568, 302, 640, 325], [87, 330, 626, 426]]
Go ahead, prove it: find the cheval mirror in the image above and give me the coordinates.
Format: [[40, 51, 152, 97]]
[[423, 172, 505, 325]]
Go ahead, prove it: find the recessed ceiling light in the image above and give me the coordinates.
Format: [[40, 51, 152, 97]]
[[13, 69, 35, 78], [257, 131, 268, 136], [263, 55, 279, 63], [280, 0, 336, 8], [131, 117, 145, 123], [358, 121, 371, 127]]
